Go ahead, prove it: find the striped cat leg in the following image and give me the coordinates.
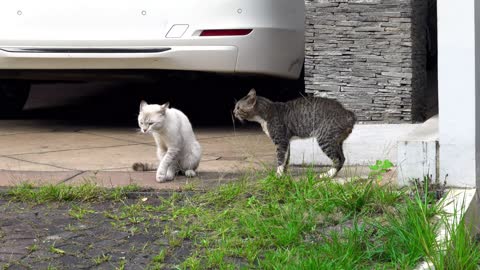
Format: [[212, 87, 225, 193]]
[[318, 140, 345, 178], [274, 141, 290, 176]]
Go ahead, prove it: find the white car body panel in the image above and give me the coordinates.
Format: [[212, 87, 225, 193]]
[[0, 0, 305, 79]]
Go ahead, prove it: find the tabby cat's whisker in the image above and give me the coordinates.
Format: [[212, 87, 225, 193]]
[[231, 111, 237, 137]]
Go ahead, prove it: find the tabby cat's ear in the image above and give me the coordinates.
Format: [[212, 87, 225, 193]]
[[246, 89, 257, 107], [140, 100, 148, 111]]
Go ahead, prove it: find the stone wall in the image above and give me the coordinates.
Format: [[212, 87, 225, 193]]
[[304, 0, 430, 123]]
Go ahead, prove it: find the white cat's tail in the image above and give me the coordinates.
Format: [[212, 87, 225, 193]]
[[132, 162, 157, 171]]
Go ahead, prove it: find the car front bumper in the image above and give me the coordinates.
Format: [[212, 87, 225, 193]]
[[0, 28, 304, 79]]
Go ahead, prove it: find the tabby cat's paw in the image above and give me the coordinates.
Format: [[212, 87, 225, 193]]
[[319, 168, 338, 178], [185, 170, 196, 178], [276, 166, 285, 177]]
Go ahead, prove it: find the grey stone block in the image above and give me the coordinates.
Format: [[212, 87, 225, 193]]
[[304, 0, 428, 123]]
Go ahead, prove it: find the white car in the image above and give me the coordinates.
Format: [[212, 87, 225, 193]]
[[0, 0, 305, 113]]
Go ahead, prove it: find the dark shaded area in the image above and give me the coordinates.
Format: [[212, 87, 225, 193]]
[[14, 72, 304, 127], [411, 0, 438, 122], [424, 0, 438, 120]]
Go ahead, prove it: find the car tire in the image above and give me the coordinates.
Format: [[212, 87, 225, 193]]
[[0, 80, 31, 116]]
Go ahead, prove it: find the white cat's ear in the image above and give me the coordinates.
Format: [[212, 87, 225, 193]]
[[248, 88, 256, 97], [140, 100, 148, 111], [158, 102, 169, 114]]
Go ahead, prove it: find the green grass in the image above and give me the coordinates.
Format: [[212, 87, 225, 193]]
[[93, 253, 111, 265], [68, 205, 96, 220], [27, 244, 38, 253], [5, 169, 480, 269], [429, 200, 480, 270], [49, 244, 65, 255], [169, 171, 480, 269], [3, 182, 141, 203], [148, 170, 447, 269]]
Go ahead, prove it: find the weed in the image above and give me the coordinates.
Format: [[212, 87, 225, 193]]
[[181, 254, 201, 270], [65, 223, 79, 232], [116, 259, 126, 270], [369, 159, 393, 182], [152, 249, 166, 263], [26, 244, 38, 253], [93, 253, 111, 265], [181, 181, 197, 191], [49, 244, 65, 255], [108, 184, 141, 200], [410, 174, 446, 202], [68, 205, 95, 220]]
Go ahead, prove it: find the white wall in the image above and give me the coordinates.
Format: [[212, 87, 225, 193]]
[[438, 0, 478, 187], [290, 124, 419, 166], [477, 0, 480, 185]]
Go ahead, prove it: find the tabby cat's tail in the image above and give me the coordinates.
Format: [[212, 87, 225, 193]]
[[132, 162, 157, 171]]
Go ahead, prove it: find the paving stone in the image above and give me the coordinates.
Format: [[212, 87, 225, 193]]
[[0, 171, 82, 187]]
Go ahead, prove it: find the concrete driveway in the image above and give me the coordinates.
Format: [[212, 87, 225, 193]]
[[0, 120, 276, 190], [0, 81, 387, 190]]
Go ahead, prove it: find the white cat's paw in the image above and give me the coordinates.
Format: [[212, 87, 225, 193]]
[[156, 172, 174, 183], [185, 170, 196, 178], [166, 169, 176, 181], [319, 168, 338, 179], [156, 175, 166, 183], [156, 172, 167, 182], [276, 166, 285, 177], [156, 175, 174, 182]]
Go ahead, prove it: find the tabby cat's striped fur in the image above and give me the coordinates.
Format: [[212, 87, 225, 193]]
[[234, 89, 356, 177]]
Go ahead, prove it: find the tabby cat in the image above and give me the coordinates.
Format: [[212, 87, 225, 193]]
[[234, 89, 356, 177]]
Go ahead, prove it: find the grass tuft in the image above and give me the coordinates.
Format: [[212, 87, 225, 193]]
[[4, 182, 140, 203]]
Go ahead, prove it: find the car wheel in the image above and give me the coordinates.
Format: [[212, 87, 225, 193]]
[[0, 81, 31, 116]]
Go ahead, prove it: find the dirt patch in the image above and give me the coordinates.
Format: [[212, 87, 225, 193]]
[[0, 196, 190, 270]]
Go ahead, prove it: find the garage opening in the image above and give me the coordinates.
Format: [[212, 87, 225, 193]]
[[11, 72, 304, 127]]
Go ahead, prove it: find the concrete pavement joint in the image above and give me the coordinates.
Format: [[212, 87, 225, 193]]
[[8, 143, 141, 157], [100, 166, 133, 171], [196, 133, 260, 141], [0, 131, 51, 137], [57, 171, 87, 184], [0, 155, 74, 171], [78, 131, 156, 146]]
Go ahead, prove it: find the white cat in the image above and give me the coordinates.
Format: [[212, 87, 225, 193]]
[[133, 101, 202, 182]]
